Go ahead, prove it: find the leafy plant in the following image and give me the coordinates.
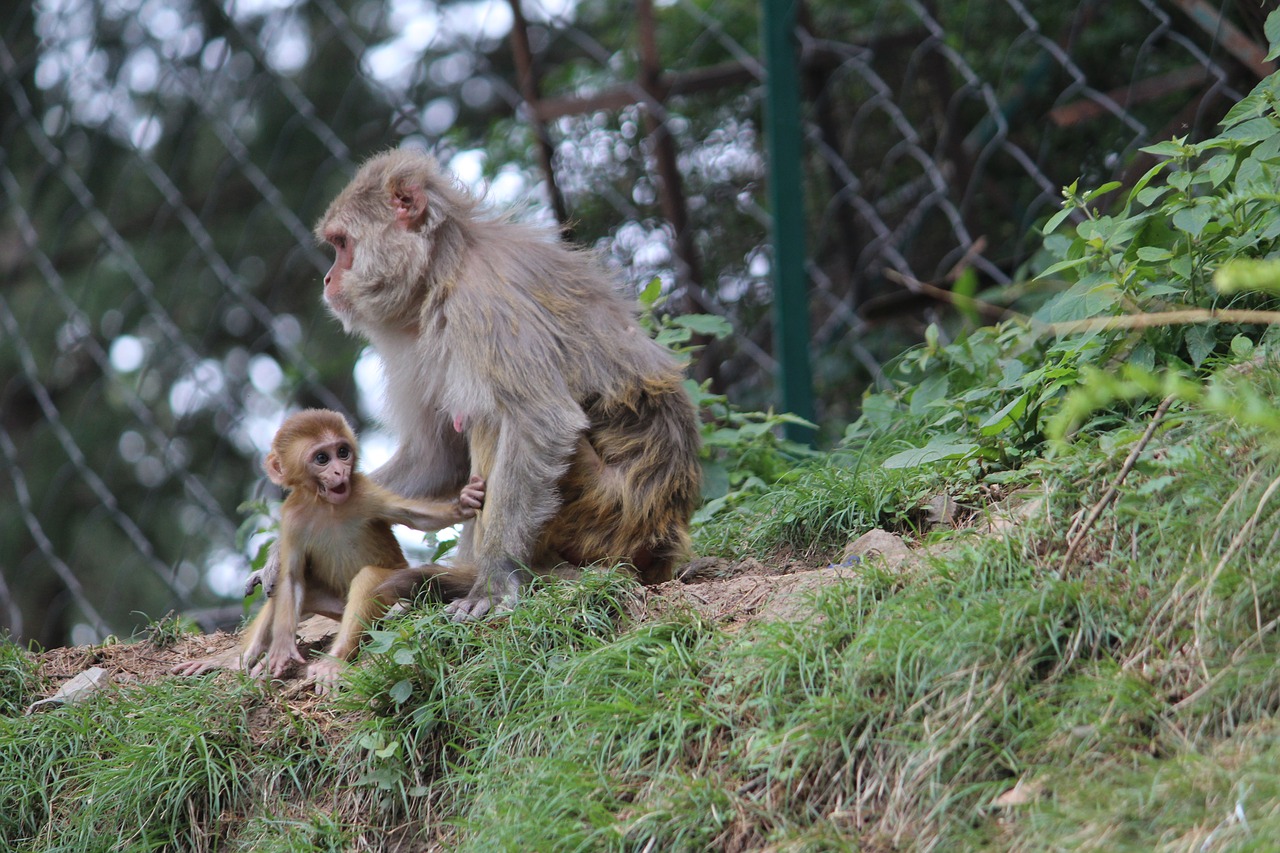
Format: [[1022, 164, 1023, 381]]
[[637, 277, 819, 520], [1038, 62, 1280, 358], [135, 610, 199, 649], [847, 14, 1280, 480], [849, 320, 1083, 475]]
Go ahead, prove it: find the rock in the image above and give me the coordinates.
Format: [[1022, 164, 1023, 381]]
[[26, 666, 112, 714], [992, 777, 1042, 808], [924, 494, 957, 527], [985, 493, 1046, 538], [838, 529, 916, 572]]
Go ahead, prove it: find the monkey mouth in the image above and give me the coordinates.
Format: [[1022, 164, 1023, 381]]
[[322, 482, 351, 504]]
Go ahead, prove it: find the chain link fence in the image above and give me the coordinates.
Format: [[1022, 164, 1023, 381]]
[[1, 0, 1270, 645]]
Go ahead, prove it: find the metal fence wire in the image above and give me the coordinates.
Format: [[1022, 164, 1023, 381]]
[[0, 0, 1272, 645]]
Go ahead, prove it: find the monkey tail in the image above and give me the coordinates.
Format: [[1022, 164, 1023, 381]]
[[376, 562, 479, 605]]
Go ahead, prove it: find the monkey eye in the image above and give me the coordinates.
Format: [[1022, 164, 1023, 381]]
[[337, 445, 351, 459], [328, 233, 347, 251], [314, 452, 329, 465]]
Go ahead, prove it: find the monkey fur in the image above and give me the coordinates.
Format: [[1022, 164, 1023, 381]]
[[172, 409, 483, 688], [314, 148, 702, 619]]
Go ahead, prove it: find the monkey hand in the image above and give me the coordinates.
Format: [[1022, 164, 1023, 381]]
[[242, 569, 266, 598], [244, 546, 282, 598], [458, 474, 486, 517]]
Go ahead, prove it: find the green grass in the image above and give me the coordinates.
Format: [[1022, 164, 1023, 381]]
[[0, 633, 39, 715], [317, 387, 1280, 850], [694, 427, 941, 558], [0, 675, 333, 850]]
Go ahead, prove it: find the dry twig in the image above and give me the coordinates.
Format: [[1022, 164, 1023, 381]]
[[1062, 395, 1176, 567]]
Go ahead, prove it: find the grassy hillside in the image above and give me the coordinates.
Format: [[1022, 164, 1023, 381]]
[[6, 377, 1280, 850], [8, 17, 1280, 853]]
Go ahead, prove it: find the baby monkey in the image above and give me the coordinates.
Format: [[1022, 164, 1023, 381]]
[[172, 409, 484, 689]]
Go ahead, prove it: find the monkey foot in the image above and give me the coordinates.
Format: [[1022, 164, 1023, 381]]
[[170, 657, 222, 677], [307, 658, 344, 694], [444, 593, 516, 621]]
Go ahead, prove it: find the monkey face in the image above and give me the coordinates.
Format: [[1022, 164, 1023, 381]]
[[320, 228, 357, 324], [306, 436, 356, 505], [314, 151, 468, 334], [318, 218, 431, 333]]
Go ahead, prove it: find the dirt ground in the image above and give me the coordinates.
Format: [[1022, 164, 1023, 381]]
[[30, 529, 921, 713]]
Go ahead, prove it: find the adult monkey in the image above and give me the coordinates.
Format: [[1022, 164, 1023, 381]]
[[292, 148, 701, 620]]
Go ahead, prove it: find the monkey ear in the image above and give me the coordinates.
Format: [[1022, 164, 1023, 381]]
[[264, 451, 288, 487], [389, 181, 432, 232]]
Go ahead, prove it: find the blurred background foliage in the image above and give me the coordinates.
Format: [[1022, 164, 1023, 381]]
[[0, 0, 1271, 647]]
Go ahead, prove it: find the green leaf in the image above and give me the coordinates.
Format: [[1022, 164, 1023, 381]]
[[705, 427, 746, 447], [909, 373, 949, 415], [389, 679, 414, 706], [1129, 161, 1172, 203], [365, 631, 397, 654], [1135, 185, 1171, 208], [1222, 92, 1267, 129], [1205, 153, 1236, 187], [856, 393, 901, 432], [882, 441, 978, 469], [1083, 181, 1123, 201], [1142, 282, 1186, 299], [1043, 205, 1074, 236], [672, 313, 734, 339], [979, 394, 1029, 437], [700, 459, 730, 500], [734, 420, 773, 439], [1231, 334, 1256, 359], [1254, 131, 1280, 163], [999, 358, 1028, 389], [1040, 275, 1120, 323], [1036, 255, 1091, 280], [1170, 254, 1194, 281], [432, 537, 457, 562], [1135, 246, 1172, 262], [1185, 323, 1217, 368], [1136, 475, 1176, 496], [1221, 117, 1277, 144], [638, 277, 663, 308], [392, 647, 416, 666], [1130, 340, 1156, 372], [1266, 10, 1280, 60], [1172, 203, 1213, 238], [1140, 140, 1187, 158]]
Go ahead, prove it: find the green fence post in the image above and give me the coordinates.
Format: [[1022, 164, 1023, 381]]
[[761, 0, 816, 443]]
